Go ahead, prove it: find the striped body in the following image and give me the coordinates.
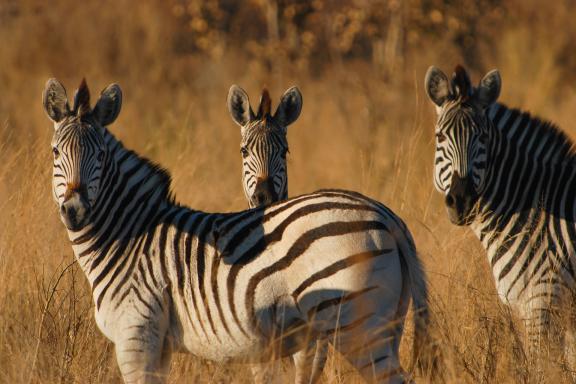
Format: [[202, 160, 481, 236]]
[[45, 80, 429, 383], [426, 66, 576, 353], [473, 103, 576, 326]]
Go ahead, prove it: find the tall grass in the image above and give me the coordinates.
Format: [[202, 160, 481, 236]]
[[1, 1, 576, 382]]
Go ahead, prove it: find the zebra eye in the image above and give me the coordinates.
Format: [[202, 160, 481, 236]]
[[281, 149, 288, 159], [97, 151, 105, 162], [240, 147, 249, 158], [435, 132, 446, 143], [52, 147, 60, 159]]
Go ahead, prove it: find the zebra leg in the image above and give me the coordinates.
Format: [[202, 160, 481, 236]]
[[564, 294, 576, 377], [114, 321, 171, 384], [564, 326, 576, 380], [340, 326, 410, 384], [250, 360, 282, 384], [318, 307, 409, 383], [250, 363, 273, 384], [523, 290, 567, 354], [292, 339, 328, 384]]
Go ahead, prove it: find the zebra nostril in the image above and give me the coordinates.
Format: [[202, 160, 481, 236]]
[[257, 193, 266, 204], [445, 194, 455, 208], [61, 203, 77, 219]]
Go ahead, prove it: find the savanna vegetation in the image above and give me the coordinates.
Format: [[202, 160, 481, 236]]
[[1, 1, 576, 382]]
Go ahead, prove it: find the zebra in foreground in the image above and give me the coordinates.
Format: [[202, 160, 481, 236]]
[[425, 65, 576, 358], [43, 78, 430, 384], [227, 85, 328, 383]]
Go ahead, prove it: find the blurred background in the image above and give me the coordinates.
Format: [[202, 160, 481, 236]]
[[1, 0, 576, 382]]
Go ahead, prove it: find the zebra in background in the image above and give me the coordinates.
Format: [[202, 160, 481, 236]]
[[43, 78, 430, 384], [425, 65, 576, 359], [227, 86, 328, 383], [227, 85, 301, 208]]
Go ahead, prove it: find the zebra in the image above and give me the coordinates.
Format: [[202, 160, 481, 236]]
[[227, 85, 328, 383], [227, 85, 301, 208], [425, 65, 576, 359], [43, 78, 430, 384]]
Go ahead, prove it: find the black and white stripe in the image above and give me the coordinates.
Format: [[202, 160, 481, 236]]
[[426, 65, 576, 354], [44, 79, 430, 384], [229, 86, 327, 383], [239, 120, 289, 205], [228, 85, 302, 208]]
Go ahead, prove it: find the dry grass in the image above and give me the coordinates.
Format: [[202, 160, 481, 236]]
[[2, 1, 576, 383]]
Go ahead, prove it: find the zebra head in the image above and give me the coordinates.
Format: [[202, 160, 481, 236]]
[[43, 78, 122, 231], [227, 85, 302, 208], [425, 65, 501, 225]]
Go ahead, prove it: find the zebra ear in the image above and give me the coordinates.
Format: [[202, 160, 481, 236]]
[[93, 84, 122, 126], [227, 85, 254, 127], [274, 86, 302, 127], [476, 69, 501, 107], [425, 66, 450, 108], [43, 78, 70, 124]]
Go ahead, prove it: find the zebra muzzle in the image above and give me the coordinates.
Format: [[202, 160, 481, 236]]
[[60, 188, 91, 231], [445, 173, 477, 226], [251, 178, 278, 207]]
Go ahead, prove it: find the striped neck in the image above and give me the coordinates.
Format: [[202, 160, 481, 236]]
[[470, 103, 576, 298], [66, 130, 176, 288]]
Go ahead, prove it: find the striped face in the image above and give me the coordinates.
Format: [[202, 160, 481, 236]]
[[433, 101, 489, 194], [425, 65, 501, 225], [51, 118, 107, 230], [228, 85, 302, 208], [240, 120, 288, 207], [43, 78, 122, 231]]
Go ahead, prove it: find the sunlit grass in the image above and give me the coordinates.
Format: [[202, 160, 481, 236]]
[[2, 1, 576, 383]]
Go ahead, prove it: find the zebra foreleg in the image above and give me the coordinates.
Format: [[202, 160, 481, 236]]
[[114, 323, 172, 384], [523, 301, 569, 374], [292, 339, 328, 384]]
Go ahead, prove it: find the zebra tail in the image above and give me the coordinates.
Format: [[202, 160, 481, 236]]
[[397, 237, 434, 376]]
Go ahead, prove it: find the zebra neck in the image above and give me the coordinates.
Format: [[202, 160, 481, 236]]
[[67, 131, 175, 289], [470, 103, 576, 300]]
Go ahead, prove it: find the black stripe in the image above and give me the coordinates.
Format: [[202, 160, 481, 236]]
[[195, 215, 220, 341], [307, 286, 379, 318], [245, 220, 388, 329], [158, 210, 182, 287], [226, 203, 376, 336], [292, 249, 391, 298]]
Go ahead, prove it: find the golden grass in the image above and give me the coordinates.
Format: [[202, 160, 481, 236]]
[[2, 1, 576, 383]]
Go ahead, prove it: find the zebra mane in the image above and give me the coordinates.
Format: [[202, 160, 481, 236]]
[[107, 132, 177, 205], [493, 102, 576, 162], [256, 88, 272, 119]]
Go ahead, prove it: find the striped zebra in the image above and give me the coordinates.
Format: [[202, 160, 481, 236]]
[[425, 65, 576, 356], [43, 78, 430, 384], [227, 85, 302, 208], [227, 85, 328, 383]]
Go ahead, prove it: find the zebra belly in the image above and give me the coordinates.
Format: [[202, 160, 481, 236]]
[[174, 301, 307, 363], [94, 307, 116, 342]]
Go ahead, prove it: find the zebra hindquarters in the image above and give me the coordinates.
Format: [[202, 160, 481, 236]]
[[293, 243, 409, 383]]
